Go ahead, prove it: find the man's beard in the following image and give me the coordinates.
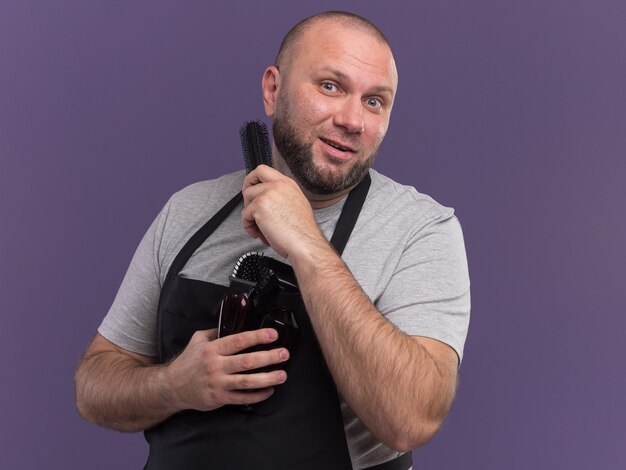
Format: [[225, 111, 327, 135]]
[[272, 111, 378, 195]]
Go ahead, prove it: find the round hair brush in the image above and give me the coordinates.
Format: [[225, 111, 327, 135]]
[[240, 120, 273, 173]]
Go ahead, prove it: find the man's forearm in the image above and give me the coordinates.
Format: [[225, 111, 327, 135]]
[[291, 240, 457, 452], [75, 344, 177, 432]]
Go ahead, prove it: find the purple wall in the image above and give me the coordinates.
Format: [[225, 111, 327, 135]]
[[2, 1, 624, 468]]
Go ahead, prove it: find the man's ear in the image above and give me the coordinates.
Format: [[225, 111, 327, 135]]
[[262, 66, 281, 118]]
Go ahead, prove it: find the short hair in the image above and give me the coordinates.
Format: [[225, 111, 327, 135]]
[[275, 11, 391, 69]]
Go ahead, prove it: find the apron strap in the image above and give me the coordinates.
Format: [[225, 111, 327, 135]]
[[164, 191, 243, 283], [329, 173, 371, 256]]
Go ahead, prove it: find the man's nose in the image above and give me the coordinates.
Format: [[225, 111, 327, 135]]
[[333, 96, 365, 134]]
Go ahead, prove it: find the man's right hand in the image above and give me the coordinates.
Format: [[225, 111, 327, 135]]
[[166, 327, 289, 411], [74, 328, 289, 432]]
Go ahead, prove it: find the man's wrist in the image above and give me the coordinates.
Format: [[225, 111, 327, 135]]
[[156, 362, 184, 414], [289, 234, 341, 277]]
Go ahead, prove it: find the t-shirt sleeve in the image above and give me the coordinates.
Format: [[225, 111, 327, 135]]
[[97, 200, 172, 357], [376, 211, 471, 363]]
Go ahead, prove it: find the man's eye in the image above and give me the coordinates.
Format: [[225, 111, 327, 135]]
[[321, 82, 338, 92], [366, 98, 383, 109]]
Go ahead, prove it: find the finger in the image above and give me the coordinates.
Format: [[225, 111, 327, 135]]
[[242, 181, 267, 208], [242, 172, 261, 191], [222, 347, 290, 374], [215, 328, 279, 356], [242, 164, 282, 190], [242, 167, 266, 191], [226, 370, 288, 391], [241, 204, 269, 245], [224, 387, 275, 406], [241, 203, 261, 237]]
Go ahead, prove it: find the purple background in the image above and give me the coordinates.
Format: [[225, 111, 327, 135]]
[[1, 1, 625, 468]]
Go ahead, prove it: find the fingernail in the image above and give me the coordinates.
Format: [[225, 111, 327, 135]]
[[268, 329, 278, 340], [279, 349, 289, 361], [277, 372, 287, 383]]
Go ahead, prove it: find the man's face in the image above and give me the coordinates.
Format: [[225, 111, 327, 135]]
[[267, 21, 398, 195]]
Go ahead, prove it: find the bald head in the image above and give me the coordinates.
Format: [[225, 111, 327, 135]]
[[275, 11, 392, 71]]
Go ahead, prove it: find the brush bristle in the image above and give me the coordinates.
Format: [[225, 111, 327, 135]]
[[232, 252, 270, 283], [240, 120, 273, 173]]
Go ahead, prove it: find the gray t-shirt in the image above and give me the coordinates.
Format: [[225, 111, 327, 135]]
[[99, 168, 470, 469]]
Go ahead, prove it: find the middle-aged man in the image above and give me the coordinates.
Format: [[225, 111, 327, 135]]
[[75, 11, 470, 470]]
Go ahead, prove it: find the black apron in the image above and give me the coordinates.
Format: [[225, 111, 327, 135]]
[[144, 174, 412, 470]]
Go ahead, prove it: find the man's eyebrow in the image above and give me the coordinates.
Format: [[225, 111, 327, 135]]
[[318, 67, 395, 96]]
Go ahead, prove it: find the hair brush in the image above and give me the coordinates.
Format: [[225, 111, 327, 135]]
[[240, 120, 273, 173]]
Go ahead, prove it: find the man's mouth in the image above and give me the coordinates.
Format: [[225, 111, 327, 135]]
[[320, 138, 354, 153]]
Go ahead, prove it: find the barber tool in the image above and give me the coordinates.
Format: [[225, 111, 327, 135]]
[[240, 120, 273, 173], [217, 252, 299, 351]]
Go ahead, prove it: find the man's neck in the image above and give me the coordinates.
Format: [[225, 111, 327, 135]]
[[272, 154, 354, 210]]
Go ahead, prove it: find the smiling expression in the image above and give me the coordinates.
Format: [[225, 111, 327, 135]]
[[263, 19, 398, 199]]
